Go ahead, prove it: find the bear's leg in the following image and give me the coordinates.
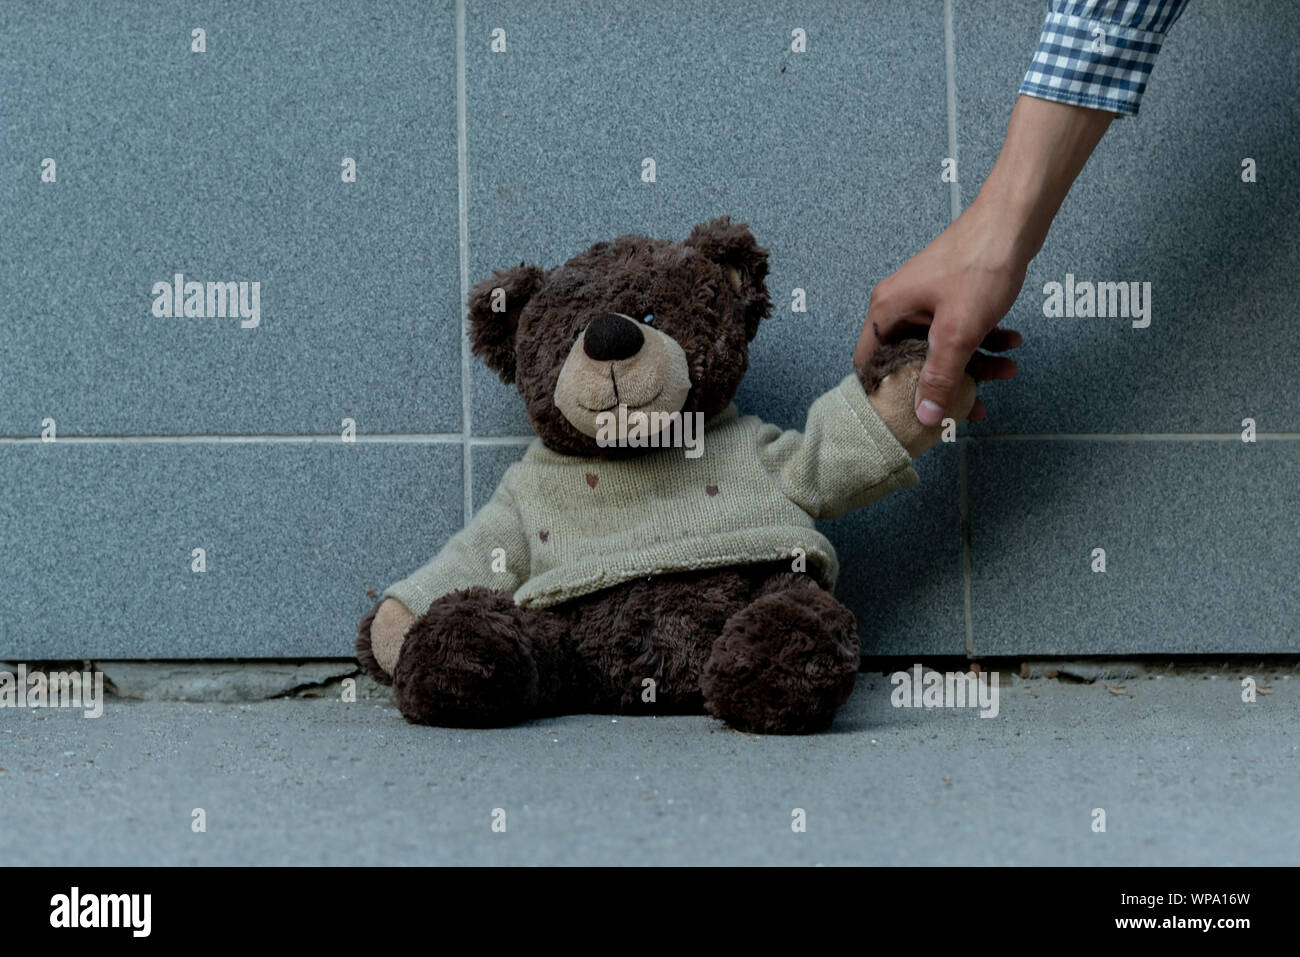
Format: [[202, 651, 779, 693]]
[[701, 573, 859, 734], [563, 569, 753, 714], [392, 587, 574, 728]]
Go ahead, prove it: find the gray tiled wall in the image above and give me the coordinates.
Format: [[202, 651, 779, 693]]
[[2, 1, 1295, 659]]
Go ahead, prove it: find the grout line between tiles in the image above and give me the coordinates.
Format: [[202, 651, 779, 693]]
[[967, 432, 1300, 442], [0, 434, 469, 445], [943, 0, 962, 220], [959, 438, 976, 658], [2, 432, 1292, 445], [456, 0, 473, 526], [945, 0, 973, 657], [469, 435, 537, 446]]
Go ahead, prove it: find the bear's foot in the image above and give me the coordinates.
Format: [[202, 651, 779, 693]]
[[355, 598, 417, 686], [393, 587, 561, 728], [701, 578, 859, 734], [355, 600, 391, 686]]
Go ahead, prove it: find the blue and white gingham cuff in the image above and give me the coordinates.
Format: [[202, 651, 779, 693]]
[[1020, 4, 1185, 117]]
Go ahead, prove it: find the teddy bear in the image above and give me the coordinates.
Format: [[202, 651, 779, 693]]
[[356, 217, 975, 734]]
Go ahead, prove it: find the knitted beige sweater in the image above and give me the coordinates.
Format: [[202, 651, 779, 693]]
[[385, 373, 918, 615]]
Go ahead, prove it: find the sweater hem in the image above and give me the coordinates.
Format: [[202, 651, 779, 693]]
[[514, 527, 840, 609]]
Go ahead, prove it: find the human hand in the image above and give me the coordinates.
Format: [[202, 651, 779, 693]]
[[854, 196, 1027, 424], [864, 345, 977, 457], [855, 95, 1114, 425]]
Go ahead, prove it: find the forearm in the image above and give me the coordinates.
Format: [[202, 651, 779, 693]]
[[983, 0, 1191, 261], [971, 94, 1114, 265]]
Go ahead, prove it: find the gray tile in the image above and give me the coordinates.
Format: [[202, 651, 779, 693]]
[[968, 439, 1300, 655], [465, 0, 949, 434], [954, 0, 1300, 434], [823, 443, 968, 657], [0, 441, 463, 658], [0, 0, 461, 435], [475, 439, 966, 656]]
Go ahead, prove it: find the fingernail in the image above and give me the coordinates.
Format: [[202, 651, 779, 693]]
[[916, 399, 945, 426]]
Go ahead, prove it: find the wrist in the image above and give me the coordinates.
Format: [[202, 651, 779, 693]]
[[969, 169, 1052, 266]]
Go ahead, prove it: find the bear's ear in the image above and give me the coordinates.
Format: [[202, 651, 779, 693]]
[[683, 216, 772, 341], [466, 262, 546, 384]]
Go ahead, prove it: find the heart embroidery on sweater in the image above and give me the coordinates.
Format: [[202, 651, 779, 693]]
[[586, 473, 599, 489], [706, 484, 719, 497], [538, 530, 549, 542]]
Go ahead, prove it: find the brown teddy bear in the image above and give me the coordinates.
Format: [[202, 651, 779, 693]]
[[356, 217, 975, 734]]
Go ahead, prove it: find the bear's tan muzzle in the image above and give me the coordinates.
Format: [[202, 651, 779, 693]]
[[554, 313, 692, 439]]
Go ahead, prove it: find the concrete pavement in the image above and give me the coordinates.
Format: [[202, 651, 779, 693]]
[[1, 668, 1296, 866]]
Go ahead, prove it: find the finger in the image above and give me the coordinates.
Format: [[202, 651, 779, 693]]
[[914, 320, 978, 426], [857, 271, 936, 367], [855, 309, 931, 368], [979, 328, 1023, 353], [964, 353, 1019, 382]]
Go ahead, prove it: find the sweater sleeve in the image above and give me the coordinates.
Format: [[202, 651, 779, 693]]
[[757, 373, 919, 520], [381, 480, 530, 617]]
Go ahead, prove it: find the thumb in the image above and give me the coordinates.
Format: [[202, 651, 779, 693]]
[[914, 320, 976, 426]]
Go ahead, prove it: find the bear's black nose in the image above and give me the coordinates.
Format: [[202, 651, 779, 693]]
[[582, 313, 644, 361]]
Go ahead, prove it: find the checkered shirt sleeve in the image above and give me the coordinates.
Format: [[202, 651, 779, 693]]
[[1020, 0, 1190, 116]]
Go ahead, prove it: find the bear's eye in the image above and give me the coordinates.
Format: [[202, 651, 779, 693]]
[[641, 313, 656, 326]]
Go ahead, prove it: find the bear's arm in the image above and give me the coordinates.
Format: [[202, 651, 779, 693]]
[[756, 372, 919, 520], [381, 482, 530, 617]]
